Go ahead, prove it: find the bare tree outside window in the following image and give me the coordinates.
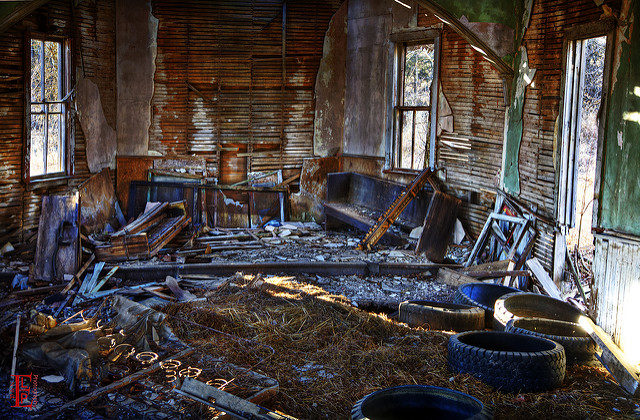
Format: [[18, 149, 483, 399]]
[[29, 38, 66, 178], [394, 42, 437, 171], [567, 36, 606, 252]]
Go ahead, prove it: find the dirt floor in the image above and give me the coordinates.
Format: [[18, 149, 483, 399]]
[[161, 275, 639, 419]]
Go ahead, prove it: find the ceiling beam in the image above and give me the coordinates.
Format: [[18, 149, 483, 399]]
[[415, 0, 514, 78], [0, 0, 50, 35]]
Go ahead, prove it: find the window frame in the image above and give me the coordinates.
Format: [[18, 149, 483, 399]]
[[556, 19, 615, 231], [23, 31, 73, 185], [391, 32, 440, 173]]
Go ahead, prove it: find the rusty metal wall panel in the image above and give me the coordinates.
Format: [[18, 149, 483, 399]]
[[413, 13, 504, 240], [0, 0, 116, 240], [517, 0, 608, 272], [150, 0, 341, 181], [593, 235, 640, 357]]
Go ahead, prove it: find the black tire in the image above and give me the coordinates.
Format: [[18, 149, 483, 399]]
[[453, 283, 520, 326], [493, 292, 584, 330], [448, 331, 566, 392], [351, 385, 492, 420], [398, 300, 485, 331], [505, 317, 597, 365]]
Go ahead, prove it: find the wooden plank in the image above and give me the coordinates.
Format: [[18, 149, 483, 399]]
[[460, 259, 510, 275], [34, 194, 81, 282], [0, 0, 51, 35], [526, 258, 562, 299], [414, 0, 514, 77], [77, 168, 117, 234], [62, 253, 95, 294], [179, 377, 297, 420], [416, 191, 462, 262], [436, 268, 476, 287], [579, 316, 640, 396]]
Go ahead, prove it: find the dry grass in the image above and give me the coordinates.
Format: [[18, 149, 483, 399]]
[[161, 276, 638, 419]]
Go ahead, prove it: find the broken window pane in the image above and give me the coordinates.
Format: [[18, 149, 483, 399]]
[[30, 39, 43, 102], [47, 113, 62, 173], [403, 43, 434, 107], [400, 110, 413, 169], [30, 114, 45, 177], [413, 110, 429, 170], [44, 41, 61, 102]]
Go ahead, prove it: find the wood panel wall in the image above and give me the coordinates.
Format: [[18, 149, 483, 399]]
[[0, 0, 116, 241]]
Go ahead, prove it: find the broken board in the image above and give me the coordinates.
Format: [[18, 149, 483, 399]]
[[416, 190, 461, 262], [34, 194, 81, 282], [580, 316, 640, 396], [78, 168, 117, 234]]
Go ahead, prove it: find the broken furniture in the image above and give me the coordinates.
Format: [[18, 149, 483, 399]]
[[128, 180, 288, 229], [415, 190, 462, 262], [95, 201, 190, 261], [323, 172, 434, 246], [357, 167, 435, 250]]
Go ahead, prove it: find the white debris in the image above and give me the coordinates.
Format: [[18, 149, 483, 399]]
[[410, 226, 423, 239], [42, 375, 65, 383], [279, 229, 292, 237], [453, 219, 465, 244]]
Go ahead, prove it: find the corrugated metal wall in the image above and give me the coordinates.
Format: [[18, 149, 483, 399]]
[[0, 0, 116, 241], [415, 13, 504, 239], [150, 0, 342, 181], [517, 0, 608, 271], [593, 235, 640, 359]]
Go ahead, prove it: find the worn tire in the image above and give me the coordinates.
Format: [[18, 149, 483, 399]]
[[493, 292, 584, 330], [448, 331, 566, 392], [453, 283, 520, 326], [398, 300, 485, 331], [505, 317, 597, 365], [351, 385, 492, 420]]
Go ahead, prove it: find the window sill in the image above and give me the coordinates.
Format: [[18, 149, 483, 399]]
[[27, 175, 71, 191]]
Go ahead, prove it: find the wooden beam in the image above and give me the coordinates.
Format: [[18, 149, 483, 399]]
[[414, 0, 514, 77], [579, 316, 640, 396], [0, 0, 50, 35]]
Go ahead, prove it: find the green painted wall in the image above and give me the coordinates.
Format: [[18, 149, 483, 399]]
[[432, 0, 519, 30], [599, 0, 640, 237], [0, 2, 22, 21]]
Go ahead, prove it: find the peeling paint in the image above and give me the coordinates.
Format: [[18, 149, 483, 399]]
[[502, 47, 536, 195], [599, 0, 640, 236]]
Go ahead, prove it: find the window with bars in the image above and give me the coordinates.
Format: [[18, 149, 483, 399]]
[[28, 37, 69, 179], [393, 39, 439, 171]]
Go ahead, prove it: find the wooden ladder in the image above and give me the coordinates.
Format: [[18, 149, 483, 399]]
[[356, 168, 434, 251]]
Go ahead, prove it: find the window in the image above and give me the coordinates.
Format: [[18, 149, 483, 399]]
[[393, 38, 439, 171], [558, 29, 612, 250], [28, 36, 69, 180]]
